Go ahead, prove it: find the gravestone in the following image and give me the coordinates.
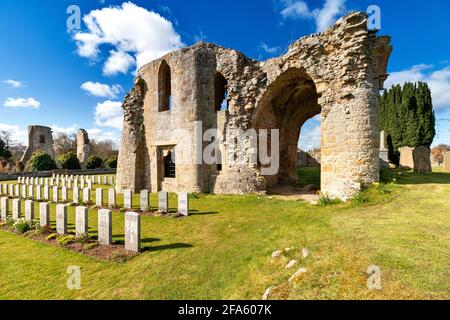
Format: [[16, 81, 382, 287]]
[[73, 187, 79, 204], [413, 146, 432, 173], [25, 200, 34, 222], [108, 188, 116, 208], [36, 185, 42, 201], [83, 188, 91, 205], [75, 206, 88, 237], [123, 190, 133, 209], [399, 147, 414, 169], [103, 176, 108, 185], [108, 176, 114, 186], [67, 179, 72, 189], [43, 185, 50, 201], [87, 180, 92, 190], [12, 198, 21, 220], [98, 209, 112, 245], [178, 192, 189, 216], [125, 212, 141, 252], [140, 190, 149, 211], [14, 184, 20, 197], [53, 186, 59, 203], [9, 184, 14, 197], [56, 204, 67, 234], [28, 185, 34, 199], [39, 202, 50, 227], [62, 186, 68, 202], [1, 197, 8, 220], [444, 151, 450, 172], [21, 184, 27, 199], [96, 188, 103, 207], [97, 176, 101, 184], [158, 191, 168, 213]]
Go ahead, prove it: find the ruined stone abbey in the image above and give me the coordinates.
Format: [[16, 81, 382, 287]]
[[116, 12, 392, 200]]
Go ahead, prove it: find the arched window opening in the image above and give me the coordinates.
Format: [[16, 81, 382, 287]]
[[159, 61, 172, 112], [214, 72, 228, 112], [164, 150, 176, 178]]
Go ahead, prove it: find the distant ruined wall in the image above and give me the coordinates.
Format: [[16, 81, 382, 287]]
[[21, 126, 54, 164], [116, 12, 392, 200], [77, 129, 92, 164]]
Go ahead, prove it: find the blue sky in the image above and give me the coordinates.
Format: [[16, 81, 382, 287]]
[[0, 0, 449, 150]]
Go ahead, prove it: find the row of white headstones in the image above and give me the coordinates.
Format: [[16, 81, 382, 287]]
[[0, 198, 141, 252], [17, 174, 115, 189], [0, 176, 189, 214]]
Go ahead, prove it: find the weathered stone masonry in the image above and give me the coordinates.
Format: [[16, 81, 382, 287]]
[[116, 12, 392, 200]]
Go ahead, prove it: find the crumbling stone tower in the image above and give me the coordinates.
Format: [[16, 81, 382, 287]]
[[77, 129, 92, 164], [116, 12, 392, 200], [21, 125, 55, 163]]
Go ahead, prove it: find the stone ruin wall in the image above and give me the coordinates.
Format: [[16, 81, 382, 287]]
[[76, 129, 92, 164], [21, 125, 55, 163], [116, 12, 392, 200]]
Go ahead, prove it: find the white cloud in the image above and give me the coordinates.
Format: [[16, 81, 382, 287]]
[[87, 128, 120, 145], [280, 0, 346, 32], [94, 100, 123, 129], [259, 42, 281, 55], [4, 97, 40, 109], [3, 79, 23, 88], [0, 124, 28, 144], [73, 2, 184, 76], [299, 121, 322, 151], [81, 81, 122, 98], [385, 64, 450, 110], [51, 124, 79, 136]]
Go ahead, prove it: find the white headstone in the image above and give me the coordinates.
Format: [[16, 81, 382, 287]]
[[96, 188, 103, 207], [56, 204, 67, 234], [25, 200, 34, 222], [61, 186, 68, 202], [83, 188, 91, 205], [52, 186, 59, 203], [39, 202, 50, 227], [140, 190, 150, 211], [14, 184, 20, 197], [125, 212, 141, 252], [36, 185, 42, 201], [28, 185, 34, 199], [123, 190, 133, 209], [12, 198, 21, 220], [43, 185, 50, 201], [73, 187, 79, 204], [158, 191, 168, 213], [1, 197, 9, 220], [21, 184, 27, 199], [178, 192, 189, 216], [98, 209, 112, 245], [108, 188, 116, 208], [75, 206, 88, 237]]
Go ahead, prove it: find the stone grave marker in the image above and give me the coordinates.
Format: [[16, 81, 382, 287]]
[[125, 212, 141, 252], [56, 204, 67, 234], [140, 190, 149, 211], [83, 188, 91, 205], [178, 192, 189, 216], [25, 200, 34, 222], [39, 202, 50, 227], [1, 197, 9, 220], [123, 190, 133, 209], [108, 188, 116, 208], [52, 186, 59, 203], [158, 191, 168, 213], [96, 188, 103, 207], [12, 198, 21, 220], [98, 209, 112, 245], [75, 206, 88, 237]]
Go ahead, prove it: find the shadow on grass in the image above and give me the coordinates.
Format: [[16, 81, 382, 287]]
[[381, 169, 450, 185], [142, 243, 193, 252]]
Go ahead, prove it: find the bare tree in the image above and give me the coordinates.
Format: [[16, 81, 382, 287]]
[[54, 132, 76, 157], [91, 139, 118, 160]]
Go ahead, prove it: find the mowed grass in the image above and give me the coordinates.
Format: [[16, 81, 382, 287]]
[[0, 169, 449, 300]]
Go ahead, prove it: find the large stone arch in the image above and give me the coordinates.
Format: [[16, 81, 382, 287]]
[[252, 67, 320, 187]]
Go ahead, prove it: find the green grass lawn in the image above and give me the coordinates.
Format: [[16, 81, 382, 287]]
[[0, 169, 449, 300]]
